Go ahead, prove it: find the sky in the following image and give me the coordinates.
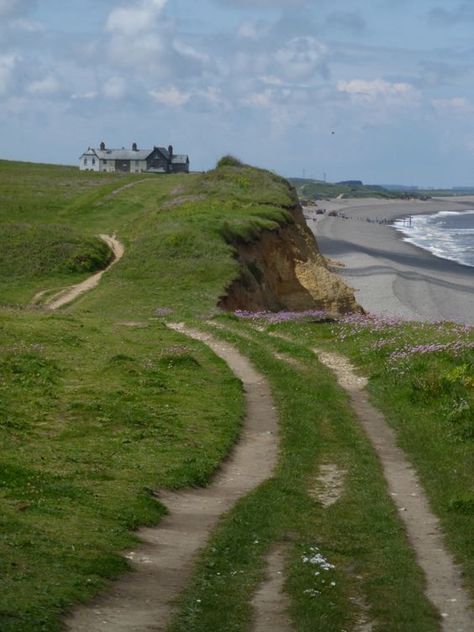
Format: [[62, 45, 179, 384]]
[[1, 0, 474, 186]]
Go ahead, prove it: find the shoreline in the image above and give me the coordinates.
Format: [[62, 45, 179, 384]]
[[304, 197, 474, 325]]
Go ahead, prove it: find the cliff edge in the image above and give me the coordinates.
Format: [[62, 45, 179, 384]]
[[218, 197, 360, 315]]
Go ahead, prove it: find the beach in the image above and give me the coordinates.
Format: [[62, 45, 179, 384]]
[[305, 197, 474, 325]]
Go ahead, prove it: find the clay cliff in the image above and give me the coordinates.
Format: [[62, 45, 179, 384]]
[[218, 203, 360, 315]]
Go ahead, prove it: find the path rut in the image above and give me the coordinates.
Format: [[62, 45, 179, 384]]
[[47, 235, 124, 310], [66, 324, 279, 631], [316, 349, 473, 632]]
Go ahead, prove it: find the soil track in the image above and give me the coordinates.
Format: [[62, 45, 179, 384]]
[[46, 235, 124, 310], [66, 324, 279, 631], [316, 350, 473, 632]]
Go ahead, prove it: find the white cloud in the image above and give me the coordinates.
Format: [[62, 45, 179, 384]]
[[71, 91, 98, 101], [172, 40, 209, 65], [196, 86, 228, 108], [102, 76, 127, 100], [27, 75, 60, 95], [433, 96, 474, 113], [275, 37, 328, 81], [9, 17, 43, 32], [238, 21, 259, 39], [242, 89, 273, 108], [107, 32, 165, 70], [0, 53, 18, 94], [260, 75, 284, 86], [106, 0, 167, 37], [149, 85, 191, 107], [337, 79, 420, 105]]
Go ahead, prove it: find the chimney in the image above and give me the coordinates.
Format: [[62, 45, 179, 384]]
[[100, 141, 106, 151], [132, 142, 138, 151], [168, 145, 173, 158]]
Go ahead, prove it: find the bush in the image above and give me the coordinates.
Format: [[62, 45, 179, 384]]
[[216, 155, 243, 169]]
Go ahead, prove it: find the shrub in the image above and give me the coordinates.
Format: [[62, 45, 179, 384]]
[[216, 155, 243, 169]]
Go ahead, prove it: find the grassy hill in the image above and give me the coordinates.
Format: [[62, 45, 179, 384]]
[[0, 159, 472, 631]]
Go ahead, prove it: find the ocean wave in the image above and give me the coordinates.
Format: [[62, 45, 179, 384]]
[[393, 210, 474, 268]]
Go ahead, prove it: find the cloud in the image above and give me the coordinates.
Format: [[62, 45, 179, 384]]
[[337, 79, 420, 105], [102, 76, 127, 100], [237, 20, 269, 40], [241, 89, 273, 109], [433, 97, 474, 113], [106, 0, 167, 36], [149, 86, 191, 107], [27, 74, 61, 95], [214, 0, 309, 7], [275, 36, 328, 81], [104, 0, 210, 81]]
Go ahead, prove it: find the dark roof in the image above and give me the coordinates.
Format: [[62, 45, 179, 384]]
[[172, 154, 189, 164], [80, 146, 189, 163]]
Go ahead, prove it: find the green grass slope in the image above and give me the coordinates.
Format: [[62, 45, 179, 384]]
[[0, 159, 472, 630], [0, 159, 298, 630], [0, 223, 111, 304]]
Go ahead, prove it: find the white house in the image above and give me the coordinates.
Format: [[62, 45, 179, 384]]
[[79, 142, 190, 174]]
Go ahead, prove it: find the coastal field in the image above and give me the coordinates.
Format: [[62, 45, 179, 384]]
[[0, 159, 473, 631]]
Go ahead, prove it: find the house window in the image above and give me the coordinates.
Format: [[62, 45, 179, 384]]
[[103, 159, 107, 164], [92, 158, 96, 165]]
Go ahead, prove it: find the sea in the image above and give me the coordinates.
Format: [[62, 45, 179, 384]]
[[393, 210, 474, 269]]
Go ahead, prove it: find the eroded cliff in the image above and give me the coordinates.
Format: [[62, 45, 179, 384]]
[[219, 203, 360, 315]]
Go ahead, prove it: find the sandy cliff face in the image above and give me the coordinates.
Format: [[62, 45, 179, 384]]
[[219, 204, 360, 314]]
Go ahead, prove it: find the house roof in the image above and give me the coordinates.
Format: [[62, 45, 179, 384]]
[[79, 146, 189, 163], [95, 148, 151, 160], [172, 154, 189, 164]]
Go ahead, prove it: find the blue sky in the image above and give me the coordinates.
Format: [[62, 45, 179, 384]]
[[1, 0, 474, 186]]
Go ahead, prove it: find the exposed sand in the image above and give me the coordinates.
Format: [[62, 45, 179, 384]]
[[305, 197, 474, 324]]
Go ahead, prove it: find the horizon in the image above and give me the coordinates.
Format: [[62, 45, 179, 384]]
[[1, 1, 474, 187]]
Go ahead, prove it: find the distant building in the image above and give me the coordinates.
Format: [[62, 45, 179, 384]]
[[79, 142, 190, 174]]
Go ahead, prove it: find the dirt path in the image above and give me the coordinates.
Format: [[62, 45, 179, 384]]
[[316, 350, 473, 632], [66, 324, 280, 631], [251, 547, 292, 632], [46, 235, 124, 310]]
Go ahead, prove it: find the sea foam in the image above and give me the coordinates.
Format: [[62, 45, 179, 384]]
[[393, 210, 474, 268]]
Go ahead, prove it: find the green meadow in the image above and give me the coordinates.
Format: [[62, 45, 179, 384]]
[[0, 159, 472, 630]]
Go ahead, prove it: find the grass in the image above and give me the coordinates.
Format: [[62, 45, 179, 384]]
[[250, 313, 474, 600], [1, 157, 472, 630], [166, 320, 438, 631], [0, 223, 111, 304], [0, 159, 301, 630]]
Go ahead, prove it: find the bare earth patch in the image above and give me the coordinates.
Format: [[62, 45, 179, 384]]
[[65, 325, 280, 631], [116, 321, 149, 328], [309, 463, 347, 508], [251, 546, 292, 632], [316, 349, 473, 632]]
